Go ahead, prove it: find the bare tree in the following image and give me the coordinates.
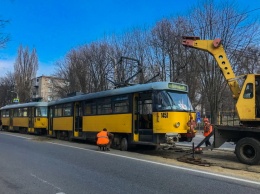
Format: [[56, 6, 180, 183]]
[[87, 42, 113, 92], [14, 45, 38, 102], [0, 19, 10, 49], [0, 72, 15, 106], [53, 41, 114, 95], [234, 46, 260, 74], [52, 59, 72, 98], [149, 17, 201, 107], [150, 19, 171, 81]]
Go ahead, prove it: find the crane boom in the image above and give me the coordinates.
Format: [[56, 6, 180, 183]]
[[182, 36, 241, 99]]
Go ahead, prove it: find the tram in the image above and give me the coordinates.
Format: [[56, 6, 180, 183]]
[[0, 102, 48, 134], [47, 82, 196, 150]]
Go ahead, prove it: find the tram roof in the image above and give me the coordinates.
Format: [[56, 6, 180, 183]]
[[0, 102, 48, 110], [48, 81, 188, 106]]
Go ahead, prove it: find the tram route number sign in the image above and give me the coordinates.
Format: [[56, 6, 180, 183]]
[[13, 98, 19, 103]]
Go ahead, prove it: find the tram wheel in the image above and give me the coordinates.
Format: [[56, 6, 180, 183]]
[[57, 131, 61, 140], [120, 137, 128, 151], [68, 132, 73, 141]]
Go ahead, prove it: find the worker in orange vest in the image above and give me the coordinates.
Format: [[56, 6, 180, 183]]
[[203, 118, 212, 147], [187, 114, 196, 134], [96, 128, 114, 151]]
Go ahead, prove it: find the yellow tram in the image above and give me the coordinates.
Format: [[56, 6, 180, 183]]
[[47, 82, 196, 150], [0, 102, 48, 134]]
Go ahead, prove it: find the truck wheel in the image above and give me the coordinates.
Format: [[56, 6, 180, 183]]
[[120, 138, 128, 151], [235, 137, 260, 165]]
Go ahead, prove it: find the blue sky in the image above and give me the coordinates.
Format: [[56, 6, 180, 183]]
[[0, 0, 259, 76]]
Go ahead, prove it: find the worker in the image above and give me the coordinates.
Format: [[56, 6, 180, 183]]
[[203, 118, 212, 147], [187, 114, 196, 133], [96, 128, 114, 151]]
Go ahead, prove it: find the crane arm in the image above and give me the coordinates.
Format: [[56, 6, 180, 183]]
[[182, 36, 241, 99]]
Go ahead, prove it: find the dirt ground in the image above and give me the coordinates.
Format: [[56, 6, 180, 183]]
[[129, 145, 260, 182]]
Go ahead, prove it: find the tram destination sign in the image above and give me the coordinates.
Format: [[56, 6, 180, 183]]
[[168, 83, 188, 92]]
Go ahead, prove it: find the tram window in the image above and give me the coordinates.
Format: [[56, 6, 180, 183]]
[[143, 100, 152, 114], [97, 98, 111, 114], [6, 110, 9, 117], [23, 108, 28, 117], [14, 109, 18, 117], [84, 101, 97, 115], [28, 108, 32, 117], [2, 110, 8, 117], [36, 107, 47, 117], [84, 103, 92, 115], [98, 103, 112, 114], [114, 101, 129, 113], [113, 95, 129, 113], [54, 105, 62, 117], [63, 104, 72, 116], [84, 103, 91, 115], [1, 110, 4, 117], [36, 108, 41, 116], [91, 103, 97, 115], [19, 108, 23, 117], [139, 100, 152, 114]]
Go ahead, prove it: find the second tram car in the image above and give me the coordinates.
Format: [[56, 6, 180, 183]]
[[47, 82, 196, 150], [0, 102, 48, 134]]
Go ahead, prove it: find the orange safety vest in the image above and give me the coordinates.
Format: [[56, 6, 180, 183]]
[[96, 131, 109, 145], [203, 123, 213, 137]]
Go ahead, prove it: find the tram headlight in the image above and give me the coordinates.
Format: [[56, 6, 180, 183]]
[[174, 122, 180, 128]]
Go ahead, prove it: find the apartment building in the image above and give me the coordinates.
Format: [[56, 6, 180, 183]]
[[31, 75, 67, 102]]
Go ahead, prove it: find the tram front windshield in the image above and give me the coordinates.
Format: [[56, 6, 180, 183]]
[[36, 107, 47, 117], [154, 90, 194, 111]]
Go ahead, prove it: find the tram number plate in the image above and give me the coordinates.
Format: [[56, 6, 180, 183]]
[[161, 112, 168, 118]]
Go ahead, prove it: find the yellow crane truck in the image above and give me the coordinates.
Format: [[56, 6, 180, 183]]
[[182, 36, 260, 165]]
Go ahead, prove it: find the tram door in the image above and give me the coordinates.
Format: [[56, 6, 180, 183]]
[[137, 92, 153, 142], [133, 93, 140, 142], [48, 107, 54, 136], [28, 107, 34, 132], [74, 102, 82, 137], [9, 109, 13, 130]]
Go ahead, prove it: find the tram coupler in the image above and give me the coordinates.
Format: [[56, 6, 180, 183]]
[[165, 132, 180, 144]]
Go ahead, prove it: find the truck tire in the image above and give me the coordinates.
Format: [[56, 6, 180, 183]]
[[235, 137, 260, 165]]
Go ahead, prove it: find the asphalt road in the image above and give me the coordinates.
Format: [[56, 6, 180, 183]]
[[0, 132, 259, 194]]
